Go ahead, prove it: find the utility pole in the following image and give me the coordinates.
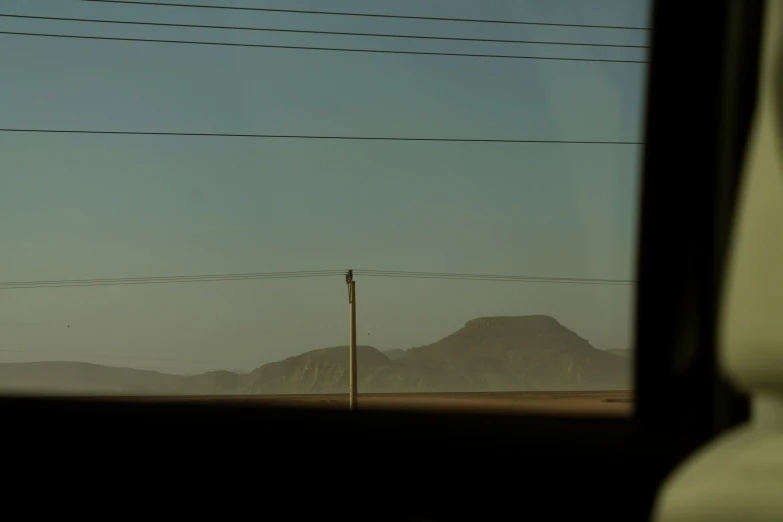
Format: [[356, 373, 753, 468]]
[[346, 270, 358, 411]]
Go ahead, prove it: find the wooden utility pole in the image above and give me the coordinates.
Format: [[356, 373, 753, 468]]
[[346, 270, 357, 411]]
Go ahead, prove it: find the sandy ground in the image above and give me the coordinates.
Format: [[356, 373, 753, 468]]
[[102, 390, 633, 416]]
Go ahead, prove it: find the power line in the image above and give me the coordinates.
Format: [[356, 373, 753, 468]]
[[0, 269, 635, 290], [354, 269, 634, 286], [0, 270, 344, 290], [0, 14, 648, 49], [0, 31, 648, 64], [355, 269, 635, 285], [2, 269, 343, 286], [360, 273, 631, 286], [81, 1, 651, 31], [0, 128, 643, 145]]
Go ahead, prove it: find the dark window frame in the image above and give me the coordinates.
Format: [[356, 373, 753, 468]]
[[634, 0, 764, 442]]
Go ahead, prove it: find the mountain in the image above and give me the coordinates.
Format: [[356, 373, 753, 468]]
[[396, 315, 629, 392], [383, 349, 408, 361], [0, 361, 196, 395], [0, 316, 630, 395], [237, 316, 631, 393], [236, 345, 394, 394]]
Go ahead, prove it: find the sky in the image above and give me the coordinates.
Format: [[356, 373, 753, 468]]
[[0, 0, 650, 375]]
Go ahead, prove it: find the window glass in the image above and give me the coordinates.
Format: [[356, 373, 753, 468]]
[[0, 0, 647, 415]]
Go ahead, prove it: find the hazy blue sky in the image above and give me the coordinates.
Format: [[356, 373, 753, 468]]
[[0, 0, 649, 374]]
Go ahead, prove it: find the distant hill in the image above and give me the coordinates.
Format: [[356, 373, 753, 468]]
[[0, 316, 630, 395], [398, 316, 629, 392], [383, 349, 408, 361], [237, 345, 393, 394], [0, 361, 209, 395]]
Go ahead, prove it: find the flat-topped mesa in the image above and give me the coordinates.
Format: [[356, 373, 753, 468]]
[[463, 315, 562, 330]]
